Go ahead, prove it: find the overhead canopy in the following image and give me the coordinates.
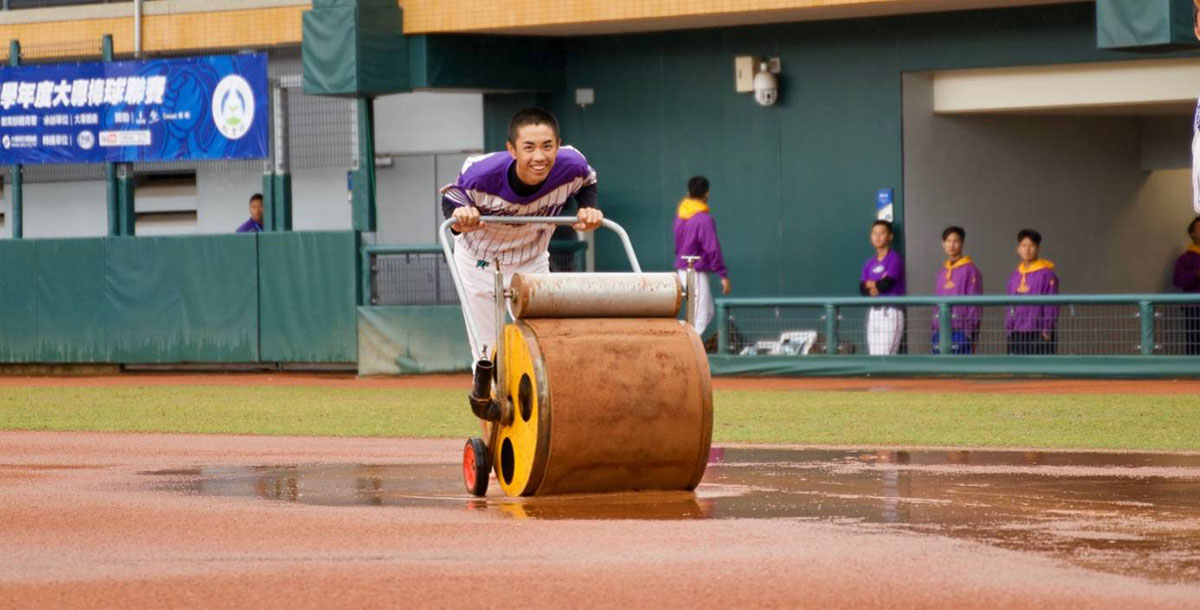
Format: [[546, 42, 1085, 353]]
[[931, 57, 1200, 115]]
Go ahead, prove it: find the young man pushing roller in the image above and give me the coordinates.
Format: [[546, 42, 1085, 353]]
[[441, 108, 603, 357]]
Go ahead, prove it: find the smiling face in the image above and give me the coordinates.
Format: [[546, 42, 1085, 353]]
[[943, 232, 963, 261], [1017, 237, 1040, 263], [506, 123, 559, 186]]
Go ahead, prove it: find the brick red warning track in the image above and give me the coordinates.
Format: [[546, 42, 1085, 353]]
[[1, 431, 1199, 609]]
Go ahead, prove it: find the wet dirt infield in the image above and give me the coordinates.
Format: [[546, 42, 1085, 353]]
[[3, 432, 1200, 609]]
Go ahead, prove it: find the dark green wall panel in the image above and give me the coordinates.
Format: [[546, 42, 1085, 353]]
[[178, 235, 259, 362], [35, 239, 107, 362], [410, 35, 564, 92], [259, 231, 357, 362], [0, 240, 38, 362], [100, 235, 259, 364], [104, 237, 184, 363]]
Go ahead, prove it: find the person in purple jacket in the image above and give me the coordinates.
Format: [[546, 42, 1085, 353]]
[[235, 193, 264, 233], [860, 220, 905, 355], [674, 175, 731, 335], [932, 226, 982, 354], [1006, 228, 1059, 355], [1172, 216, 1200, 354]]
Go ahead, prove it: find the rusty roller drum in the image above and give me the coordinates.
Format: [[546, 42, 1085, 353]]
[[492, 273, 712, 497]]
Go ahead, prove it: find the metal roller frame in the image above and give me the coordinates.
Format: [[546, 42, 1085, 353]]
[[438, 216, 646, 360]]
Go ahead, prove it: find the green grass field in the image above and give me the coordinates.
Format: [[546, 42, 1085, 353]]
[[1, 385, 1197, 451]]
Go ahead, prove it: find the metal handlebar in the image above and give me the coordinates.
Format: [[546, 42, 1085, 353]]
[[438, 215, 644, 358]]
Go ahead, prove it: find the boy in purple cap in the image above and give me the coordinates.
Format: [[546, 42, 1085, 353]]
[[674, 175, 731, 335], [860, 220, 905, 355], [1172, 216, 1200, 354], [1005, 228, 1059, 355], [441, 107, 603, 358], [932, 226, 982, 354]]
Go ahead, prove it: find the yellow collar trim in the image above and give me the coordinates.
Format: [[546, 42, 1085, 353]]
[[944, 256, 972, 281], [944, 256, 973, 271], [1017, 259, 1054, 274], [677, 198, 709, 220], [1188, 244, 1200, 256]]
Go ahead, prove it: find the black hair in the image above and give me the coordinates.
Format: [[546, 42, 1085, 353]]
[[687, 175, 710, 199], [1017, 228, 1042, 245], [508, 107, 560, 144], [871, 219, 894, 235], [1189, 216, 1200, 237], [941, 226, 965, 241], [249, 193, 263, 204]]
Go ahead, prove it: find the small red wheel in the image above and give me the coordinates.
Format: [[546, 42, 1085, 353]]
[[463, 437, 489, 497]]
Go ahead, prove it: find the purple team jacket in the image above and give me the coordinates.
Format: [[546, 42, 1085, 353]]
[[673, 204, 728, 278], [932, 257, 982, 332], [1173, 245, 1200, 293], [860, 249, 905, 297], [1005, 260, 1059, 333], [236, 218, 263, 233]]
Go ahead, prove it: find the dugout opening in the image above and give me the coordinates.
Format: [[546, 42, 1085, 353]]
[[902, 57, 1200, 296]]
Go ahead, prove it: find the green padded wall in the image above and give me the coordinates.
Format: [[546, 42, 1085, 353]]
[[0, 240, 38, 362], [178, 235, 259, 362], [0, 233, 353, 365], [104, 237, 184, 363], [357, 306, 471, 375], [104, 235, 260, 363], [36, 239, 107, 362], [259, 231, 358, 362]]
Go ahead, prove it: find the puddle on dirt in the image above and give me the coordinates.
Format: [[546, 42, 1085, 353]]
[[144, 448, 1200, 583]]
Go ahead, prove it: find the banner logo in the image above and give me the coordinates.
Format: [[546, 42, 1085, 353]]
[[212, 75, 254, 140]]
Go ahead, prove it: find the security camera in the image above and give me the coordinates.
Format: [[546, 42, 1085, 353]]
[[753, 62, 778, 107]]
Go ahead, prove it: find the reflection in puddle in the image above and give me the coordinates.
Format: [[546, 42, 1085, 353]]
[[144, 448, 1200, 583]]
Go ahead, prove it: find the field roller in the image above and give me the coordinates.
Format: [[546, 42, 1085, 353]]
[[440, 216, 713, 497]]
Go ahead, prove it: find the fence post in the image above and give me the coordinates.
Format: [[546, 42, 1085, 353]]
[[824, 303, 838, 355], [268, 82, 292, 231], [716, 301, 729, 355], [117, 163, 135, 235], [1139, 300, 1155, 356], [9, 40, 21, 239], [360, 247, 373, 307], [101, 35, 122, 236], [937, 302, 952, 355]]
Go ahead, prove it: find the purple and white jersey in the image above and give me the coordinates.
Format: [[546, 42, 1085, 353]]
[[441, 146, 597, 265], [1193, 96, 1200, 213]]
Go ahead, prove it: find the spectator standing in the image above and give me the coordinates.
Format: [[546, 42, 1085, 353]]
[[673, 175, 731, 335], [1172, 216, 1200, 355], [1005, 229, 1059, 355], [932, 226, 982, 354], [860, 220, 905, 355]]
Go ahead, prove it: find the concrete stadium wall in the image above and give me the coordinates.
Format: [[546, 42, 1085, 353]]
[[484, 3, 1200, 297], [902, 73, 1195, 295]]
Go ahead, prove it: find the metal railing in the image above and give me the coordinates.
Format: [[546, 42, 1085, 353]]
[[716, 294, 1200, 358], [362, 240, 589, 307]]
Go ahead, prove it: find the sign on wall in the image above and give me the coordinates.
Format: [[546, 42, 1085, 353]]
[[0, 53, 268, 165]]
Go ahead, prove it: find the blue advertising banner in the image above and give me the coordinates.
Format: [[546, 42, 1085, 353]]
[[0, 53, 268, 164]]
